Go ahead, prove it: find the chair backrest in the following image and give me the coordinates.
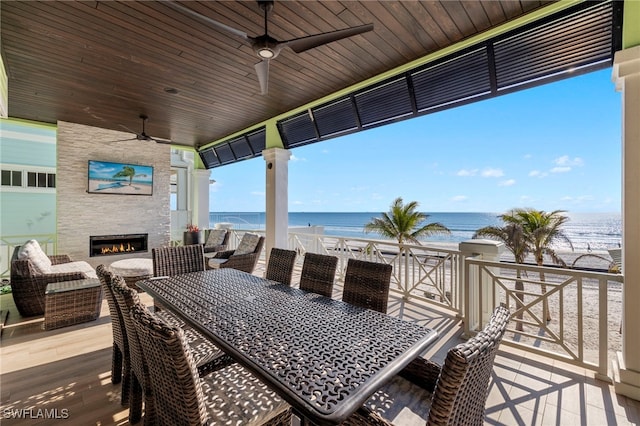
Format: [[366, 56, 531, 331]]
[[204, 229, 229, 251], [152, 244, 206, 277], [130, 302, 209, 425], [111, 275, 155, 423], [342, 259, 392, 313], [427, 305, 510, 426], [232, 233, 262, 256], [299, 253, 338, 298], [96, 264, 128, 354], [265, 248, 297, 285]]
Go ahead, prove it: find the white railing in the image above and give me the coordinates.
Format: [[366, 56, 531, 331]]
[[286, 231, 463, 314], [1, 234, 57, 280], [464, 258, 623, 380]]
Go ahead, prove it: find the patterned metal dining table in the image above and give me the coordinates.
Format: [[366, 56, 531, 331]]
[[137, 268, 438, 425]]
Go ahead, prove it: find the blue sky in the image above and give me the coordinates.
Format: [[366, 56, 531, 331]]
[[209, 68, 621, 213]]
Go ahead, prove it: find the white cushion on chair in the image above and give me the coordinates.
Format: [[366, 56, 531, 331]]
[[234, 233, 260, 256], [18, 240, 52, 273], [205, 229, 226, 248]]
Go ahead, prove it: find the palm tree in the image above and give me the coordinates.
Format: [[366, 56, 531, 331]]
[[364, 197, 450, 244], [474, 216, 529, 331], [513, 208, 573, 322], [113, 166, 136, 186]]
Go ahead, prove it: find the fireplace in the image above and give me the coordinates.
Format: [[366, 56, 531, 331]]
[[90, 233, 148, 257]]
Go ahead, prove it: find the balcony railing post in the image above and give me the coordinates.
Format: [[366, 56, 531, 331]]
[[459, 240, 505, 335]]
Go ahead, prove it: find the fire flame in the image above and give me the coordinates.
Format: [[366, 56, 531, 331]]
[[101, 243, 136, 255]]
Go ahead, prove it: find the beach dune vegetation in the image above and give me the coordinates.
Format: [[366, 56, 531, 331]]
[[112, 165, 136, 186], [364, 197, 451, 244]]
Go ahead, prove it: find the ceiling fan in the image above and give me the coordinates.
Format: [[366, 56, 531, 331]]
[[113, 114, 173, 144], [165, 0, 374, 95]]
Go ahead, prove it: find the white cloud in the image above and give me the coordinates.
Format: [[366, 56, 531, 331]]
[[554, 155, 584, 167], [456, 169, 477, 176], [529, 170, 548, 178], [550, 166, 571, 174], [290, 154, 305, 162], [523, 154, 533, 159], [499, 179, 516, 186], [250, 191, 265, 196], [292, 200, 304, 205], [451, 195, 468, 202], [481, 168, 504, 178]]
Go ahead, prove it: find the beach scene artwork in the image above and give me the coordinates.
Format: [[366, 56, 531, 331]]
[[88, 160, 153, 195]]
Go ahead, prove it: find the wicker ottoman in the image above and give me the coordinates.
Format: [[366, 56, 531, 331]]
[[44, 278, 103, 330], [109, 258, 153, 291]]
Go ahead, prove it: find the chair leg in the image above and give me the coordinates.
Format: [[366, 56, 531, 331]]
[[121, 358, 131, 406], [111, 343, 122, 384], [129, 373, 143, 424]]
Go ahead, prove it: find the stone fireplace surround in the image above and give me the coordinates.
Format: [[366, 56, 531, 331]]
[[56, 121, 171, 268]]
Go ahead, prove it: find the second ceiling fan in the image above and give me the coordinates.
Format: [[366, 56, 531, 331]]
[[166, 1, 374, 95]]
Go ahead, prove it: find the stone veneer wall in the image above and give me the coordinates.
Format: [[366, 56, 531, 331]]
[[57, 121, 171, 267]]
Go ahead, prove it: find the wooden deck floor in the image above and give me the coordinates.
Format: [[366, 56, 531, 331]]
[[1, 262, 639, 425]]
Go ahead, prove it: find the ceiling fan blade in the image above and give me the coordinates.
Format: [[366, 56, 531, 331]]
[[164, 1, 250, 41], [110, 137, 138, 143], [284, 23, 374, 54], [152, 137, 174, 145], [255, 60, 270, 95]]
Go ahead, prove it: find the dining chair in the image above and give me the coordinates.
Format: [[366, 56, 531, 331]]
[[298, 253, 338, 298], [342, 305, 511, 426], [96, 264, 131, 407], [111, 275, 235, 424], [130, 300, 293, 426], [265, 248, 297, 285], [341, 259, 392, 313], [152, 244, 206, 277]]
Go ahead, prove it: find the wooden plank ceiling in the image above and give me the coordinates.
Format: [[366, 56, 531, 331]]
[[1, 1, 552, 148]]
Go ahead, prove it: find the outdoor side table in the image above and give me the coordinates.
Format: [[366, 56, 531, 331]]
[[109, 258, 153, 291], [44, 278, 102, 330]]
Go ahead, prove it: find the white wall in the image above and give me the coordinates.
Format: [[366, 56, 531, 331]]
[[56, 121, 171, 267]]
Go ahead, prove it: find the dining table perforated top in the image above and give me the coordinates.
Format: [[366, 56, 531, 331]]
[[137, 268, 438, 425]]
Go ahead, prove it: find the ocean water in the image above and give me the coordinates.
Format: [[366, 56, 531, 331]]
[[209, 211, 622, 252]]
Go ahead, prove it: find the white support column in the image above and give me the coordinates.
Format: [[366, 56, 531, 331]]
[[612, 46, 640, 401], [263, 148, 291, 259], [193, 169, 211, 231], [459, 239, 504, 337]]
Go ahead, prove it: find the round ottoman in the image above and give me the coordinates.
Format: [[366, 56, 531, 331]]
[[109, 258, 153, 291]]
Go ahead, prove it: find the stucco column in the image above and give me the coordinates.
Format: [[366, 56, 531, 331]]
[[263, 148, 291, 260], [612, 45, 640, 400], [193, 169, 211, 231]]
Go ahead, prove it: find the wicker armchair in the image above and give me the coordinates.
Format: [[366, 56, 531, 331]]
[[209, 234, 265, 274], [203, 229, 230, 254], [298, 253, 338, 297], [130, 301, 293, 426], [265, 248, 297, 285], [10, 245, 93, 317], [342, 259, 392, 313], [152, 244, 206, 277], [111, 275, 235, 424], [341, 306, 511, 426]]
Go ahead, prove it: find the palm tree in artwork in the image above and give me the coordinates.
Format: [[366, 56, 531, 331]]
[[514, 208, 573, 322], [474, 214, 530, 331], [364, 197, 451, 244], [113, 166, 136, 186]]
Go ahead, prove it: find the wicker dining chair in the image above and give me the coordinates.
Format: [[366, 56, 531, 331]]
[[130, 301, 293, 426], [96, 264, 131, 406], [341, 259, 392, 313], [265, 248, 297, 285], [341, 306, 511, 426], [152, 244, 206, 277], [111, 276, 235, 424], [298, 253, 338, 298]]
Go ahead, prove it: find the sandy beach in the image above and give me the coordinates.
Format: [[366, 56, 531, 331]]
[[88, 179, 152, 195]]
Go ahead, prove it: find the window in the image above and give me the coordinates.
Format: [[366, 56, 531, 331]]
[[1, 168, 55, 190]]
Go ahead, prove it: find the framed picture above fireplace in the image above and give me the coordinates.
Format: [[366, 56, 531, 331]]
[[88, 160, 153, 195]]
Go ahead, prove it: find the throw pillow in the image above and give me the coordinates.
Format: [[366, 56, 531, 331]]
[[18, 240, 52, 274], [205, 229, 226, 248], [233, 233, 260, 256]]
